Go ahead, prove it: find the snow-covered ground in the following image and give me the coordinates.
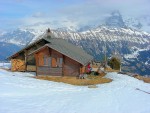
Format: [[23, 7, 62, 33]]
[[0, 69, 150, 113], [0, 63, 11, 69]]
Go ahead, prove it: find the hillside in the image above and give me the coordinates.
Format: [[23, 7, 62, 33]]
[[0, 69, 150, 113]]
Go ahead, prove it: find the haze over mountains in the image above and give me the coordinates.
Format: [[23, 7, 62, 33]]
[[0, 11, 150, 76]]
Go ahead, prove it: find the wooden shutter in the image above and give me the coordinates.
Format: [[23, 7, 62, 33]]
[[52, 57, 57, 67], [38, 54, 44, 66]]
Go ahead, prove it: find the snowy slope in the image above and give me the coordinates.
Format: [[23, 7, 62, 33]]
[[51, 27, 150, 76], [0, 29, 34, 46], [0, 69, 150, 113]]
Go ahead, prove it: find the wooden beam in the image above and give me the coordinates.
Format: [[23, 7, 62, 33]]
[[62, 55, 65, 76], [35, 43, 39, 48], [24, 50, 28, 71], [79, 65, 82, 75], [34, 53, 38, 76], [47, 47, 51, 57]]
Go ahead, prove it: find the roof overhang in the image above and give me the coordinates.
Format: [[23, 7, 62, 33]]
[[7, 37, 51, 60]]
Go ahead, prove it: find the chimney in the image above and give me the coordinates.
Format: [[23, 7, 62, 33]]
[[47, 28, 51, 37]]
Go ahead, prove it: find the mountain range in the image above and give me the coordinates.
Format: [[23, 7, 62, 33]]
[[0, 11, 149, 76]]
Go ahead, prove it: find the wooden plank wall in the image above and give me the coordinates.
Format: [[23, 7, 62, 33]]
[[37, 66, 62, 76], [51, 50, 62, 67], [80, 66, 86, 74], [27, 65, 36, 71], [63, 56, 80, 76], [35, 47, 64, 76], [37, 47, 50, 66], [35, 47, 81, 76]]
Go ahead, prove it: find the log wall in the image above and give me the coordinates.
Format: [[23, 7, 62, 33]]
[[36, 47, 50, 66]]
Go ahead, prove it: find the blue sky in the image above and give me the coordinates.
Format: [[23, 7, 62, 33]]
[[0, 0, 150, 30]]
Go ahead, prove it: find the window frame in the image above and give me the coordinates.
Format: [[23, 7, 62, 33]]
[[43, 55, 51, 66]]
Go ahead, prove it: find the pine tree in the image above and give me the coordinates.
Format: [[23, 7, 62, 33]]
[[108, 57, 121, 70]]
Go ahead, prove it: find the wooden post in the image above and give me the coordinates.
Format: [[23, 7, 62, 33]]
[[80, 65, 86, 75], [24, 50, 28, 71], [34, 53, 38, 76], [79, 65, 82, 75], [62, 55, 65, 76]]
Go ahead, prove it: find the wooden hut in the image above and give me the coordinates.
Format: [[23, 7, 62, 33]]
[[8, 29, 93, 76]]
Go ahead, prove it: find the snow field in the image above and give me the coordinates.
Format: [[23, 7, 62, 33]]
[[0, 69, 150, 113]]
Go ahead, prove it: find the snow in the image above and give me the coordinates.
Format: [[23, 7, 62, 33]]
[[9, 39, 25, 46], [0, 69, 150, 113], [0, 63, 11, 69], [24, 25, 150, 44], [124, 47, 149, 59]]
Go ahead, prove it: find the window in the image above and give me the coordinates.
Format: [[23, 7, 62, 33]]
[[43, 56, 47, 66], [47, 57, 51, 66], [52, 57, 63, 67], [58, 58, 63, 67], [43, 56, 51, 66]]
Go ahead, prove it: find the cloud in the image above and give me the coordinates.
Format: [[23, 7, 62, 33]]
[[85, 0, 150, 16], [54, 0, 150, 27], [18, 13, 78, 30], [1, 0, 150, 30]]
